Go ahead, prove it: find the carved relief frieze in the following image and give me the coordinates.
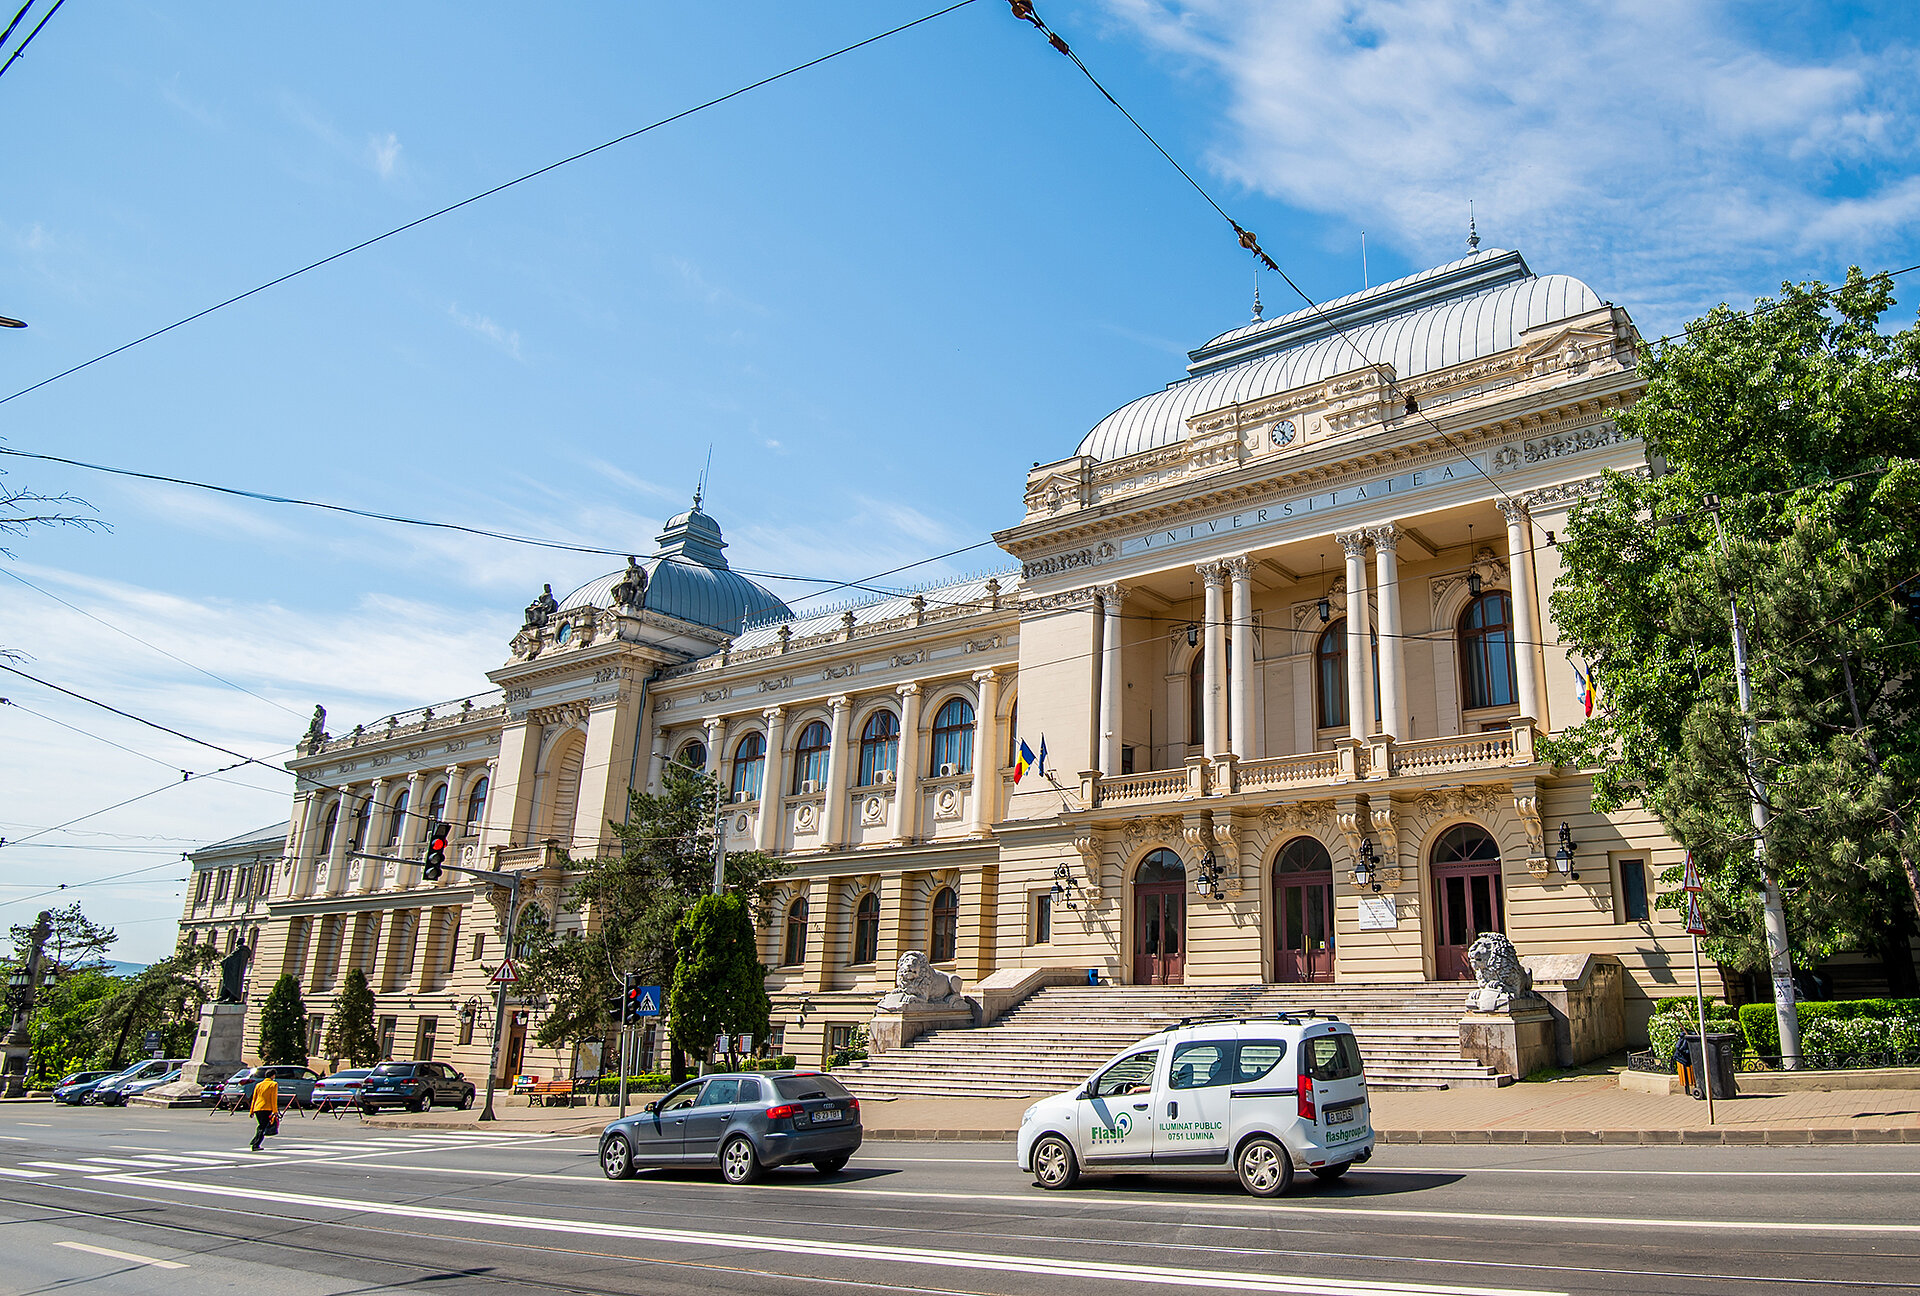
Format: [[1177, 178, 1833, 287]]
[[1121, 814, 1186, 859], [1021, 542, 1114, 581], [759, 675, 792, 693], [1414, 784, 1508, 823], [1018, 588, 1098, 614], [861, 795, 888, 827], [964, 635, 1003, 653]]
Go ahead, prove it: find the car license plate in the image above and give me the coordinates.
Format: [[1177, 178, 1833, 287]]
[[1326, 1105, 1356, 1125], [810, 1109, 843, 1124]]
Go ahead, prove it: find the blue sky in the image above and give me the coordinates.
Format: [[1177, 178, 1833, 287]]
[[3, 1, 1915, 960]]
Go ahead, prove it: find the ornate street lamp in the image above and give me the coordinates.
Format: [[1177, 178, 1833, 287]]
[[1050, 861, 1080, 911], [1194, 851, 1220, 899], [1354, 838, 1380, 892], [1555, 822, 1579, 880]]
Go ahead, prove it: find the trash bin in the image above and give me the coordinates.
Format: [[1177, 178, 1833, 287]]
[[1676, 1031, 1739, 1100]]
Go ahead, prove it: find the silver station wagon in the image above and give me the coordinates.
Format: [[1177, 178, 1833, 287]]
[[599, 1070, 863, 1184]]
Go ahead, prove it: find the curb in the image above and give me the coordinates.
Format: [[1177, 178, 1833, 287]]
[[1375, 1127, 1920, 1146]]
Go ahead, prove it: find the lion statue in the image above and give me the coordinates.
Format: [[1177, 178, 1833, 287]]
[[1465, 932, 1533, 1012], [876, 950, 966, 1011]]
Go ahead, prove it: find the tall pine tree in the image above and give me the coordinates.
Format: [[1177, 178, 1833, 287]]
[[321, 969, 379, 1067], [257, 974, 309, 1065]]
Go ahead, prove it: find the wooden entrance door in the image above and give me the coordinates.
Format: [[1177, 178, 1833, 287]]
[[501, 1011, 528, 1080], [1132, 848, 1187, 985], [1431, 824, 1505, 981], [1273, 836, 1335, 982]]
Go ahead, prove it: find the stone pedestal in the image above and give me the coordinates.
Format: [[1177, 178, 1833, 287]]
[[133, 1002, 247, 1107], [1459, 1000, 1557, 1080], [868, 1003, 976, 1055]]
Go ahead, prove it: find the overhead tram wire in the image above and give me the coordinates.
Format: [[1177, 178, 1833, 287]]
[[0, 0, 57, 82], [0, 1, 35, 52], [0, 0, 979, 411]]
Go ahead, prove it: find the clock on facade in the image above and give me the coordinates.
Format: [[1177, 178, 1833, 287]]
[[1270, 418, 1296, 446]]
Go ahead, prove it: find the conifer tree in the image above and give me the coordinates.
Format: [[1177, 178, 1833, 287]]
[[322, 969, 379, 1067], [669, 893, 770, 1070], [257, 974, 309, 1065]]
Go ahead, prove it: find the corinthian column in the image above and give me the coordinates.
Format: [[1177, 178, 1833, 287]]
[[1337, 531, 1373, 741], [969, 670, 1002, 837], [1369, 524, 1407, 740], [755, 707, 787, 854], [1097, 585, 1128, 775], [822, 695, 852, 848], [891, 683, 923, 844], [1226, 557, 1253, 759], [1197, 561, 1229, 758], [1498, 499, 1545, 722], [703, 717, 728, 781]]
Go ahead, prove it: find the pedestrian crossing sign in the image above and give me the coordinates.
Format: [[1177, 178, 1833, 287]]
[[1685, 891, 1707, 937], [635, 987, 660, 1017]]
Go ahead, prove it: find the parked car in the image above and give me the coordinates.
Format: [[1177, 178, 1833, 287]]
[[122, 1067, 183, 1100], [52, 1070, 118, 1105], [93, 1059, 189, 1106], [1017, 1012, 1373, 1197], [217, 1065, 323, 1110], [310, 1068, 372, 1111], [599, 1070, 862, 1184], [358, 1061, 475, 1113]]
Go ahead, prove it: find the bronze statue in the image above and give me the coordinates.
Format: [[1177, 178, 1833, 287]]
[[217, 942, 253, 1004]]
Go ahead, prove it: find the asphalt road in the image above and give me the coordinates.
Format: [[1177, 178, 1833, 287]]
[[4, 1103, 1919, 1295]]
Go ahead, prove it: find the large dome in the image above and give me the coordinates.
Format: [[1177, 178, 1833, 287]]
[[559, 500, 791, 637], [1077, 248, 1607, 462]]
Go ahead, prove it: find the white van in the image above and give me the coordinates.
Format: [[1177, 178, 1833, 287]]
[[1016, 1012, 1372, 1196]]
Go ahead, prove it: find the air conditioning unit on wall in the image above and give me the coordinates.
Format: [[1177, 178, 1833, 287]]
[[876, 770, 895, 785], [939, 763, 958, 778], [801, 780, 820, 795], [733, 791, 750, 804]]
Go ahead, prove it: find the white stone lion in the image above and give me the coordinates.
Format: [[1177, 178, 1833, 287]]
[[1465, 932, 1533, 1012], [876, 950, 966, 1011]]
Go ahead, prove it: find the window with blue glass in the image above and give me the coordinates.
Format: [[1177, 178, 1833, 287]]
[[858, 710, 899, 786], [731, 732, 765, 801], [931, 698, 975, 774], [792, 721, 831, 792]]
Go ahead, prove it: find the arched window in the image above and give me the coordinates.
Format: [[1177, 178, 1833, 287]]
[[853, 893, 880, 965], [859, 711, 899, 786], [426, 782, 448, 829], [1275, 836, 1334, 875], [931, 698, 975, 774], [384, 790, 409, 848], [1006, 701, 1019, 765], [350, 800, 371, 851], [1459, 591, 1518, 711], [783, 898, 808, 967], [792, 721, 831, 792], [929, 887, 959, 963], [1135, 848, 1186, 885], [1314, 618, 1380, 729], [676, 740, 708, 771], [465, 777, 489, 830], [319, 804, 339, 856], [1433, 822, 1501, 866], [731, 732, 766, 801]]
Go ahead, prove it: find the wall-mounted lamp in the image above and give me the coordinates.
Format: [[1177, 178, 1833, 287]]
[[1186, 621, 1199, 648], [1468, 569, 1483, 597], [1050, 861, 1081, 911], [1555, 822, 1579, 880], [1194, 851, 1220, 899], [1354, 838, 1380, 891]]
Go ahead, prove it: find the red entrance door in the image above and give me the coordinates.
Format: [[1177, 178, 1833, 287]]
[[1132, 848, 1186, 985], [1273, 836, 1335, 982], [1431, 824, 1505, 981]]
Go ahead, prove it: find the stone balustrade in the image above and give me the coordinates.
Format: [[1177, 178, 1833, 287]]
[[1236, 749, 1343, 792], [1095, 768, 1191, 806]]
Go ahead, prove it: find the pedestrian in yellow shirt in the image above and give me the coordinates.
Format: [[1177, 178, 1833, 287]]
[[248, 1070, 280, 1151]]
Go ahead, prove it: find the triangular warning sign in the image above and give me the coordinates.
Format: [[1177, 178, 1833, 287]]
[[1685, 892, 1707, 937], [491, 959, 519, 984], [1682, 851, 1701, 892]]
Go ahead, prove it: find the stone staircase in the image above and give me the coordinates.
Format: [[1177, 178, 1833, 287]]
[[834, 982, 1506, 1099]]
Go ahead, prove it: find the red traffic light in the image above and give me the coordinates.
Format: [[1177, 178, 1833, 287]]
[[423, 822, 451, 880]]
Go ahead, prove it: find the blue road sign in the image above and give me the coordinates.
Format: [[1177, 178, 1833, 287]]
[[636, 986, 662, 1017]]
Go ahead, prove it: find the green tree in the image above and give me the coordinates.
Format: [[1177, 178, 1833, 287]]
[[257, 974, 309, 1065], [322, 969, 379, 1067], [25, 966, 116, 1083], [9, 903, 117, 978], [669, 893, 771, 1071], [92, 944, 219, 1068], [1549, 268, 1920, 995], [520, 923, 612, 1069], [567, 761, 787, 1080]]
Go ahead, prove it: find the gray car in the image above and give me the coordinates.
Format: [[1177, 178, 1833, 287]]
[[93, 1059, 189, 1106], [218, 1065, 324, 1110], [599, 1070, 862, 1184]]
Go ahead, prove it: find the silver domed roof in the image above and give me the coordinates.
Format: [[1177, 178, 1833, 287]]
[[1077, 248, 1607, 462], [559, 502, 791, 636]]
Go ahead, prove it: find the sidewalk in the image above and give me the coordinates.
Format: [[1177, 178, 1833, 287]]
[[362, 1075, 1920, 1145]]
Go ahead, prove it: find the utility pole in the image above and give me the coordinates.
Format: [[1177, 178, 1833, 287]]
[[712, 797, 727, 896], [3, 910, 51, 1098], [1705, 496, 1803, 1068]]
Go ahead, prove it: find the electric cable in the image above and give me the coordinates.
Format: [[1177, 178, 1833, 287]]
[[0, 1, 979, 412], [0, 0, 59, 82], [0, 0, 35, 52]]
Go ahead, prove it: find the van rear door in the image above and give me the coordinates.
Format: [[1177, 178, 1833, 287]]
[[1300, 1028, 1369, 1153]]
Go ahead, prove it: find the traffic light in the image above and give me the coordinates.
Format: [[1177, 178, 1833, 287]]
[[622, 973, 644, 1024], [422, 822, 450, 881]]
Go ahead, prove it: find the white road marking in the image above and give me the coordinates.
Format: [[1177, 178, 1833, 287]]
[[16, 1122, 50, 1127], [97, 1174, 1561, 1296], [0, 1135, 26, 1140], [0, 1167, 51, 1178], [81, 1157, 173, 1167], [55, 1240, 186, 1269], [25, 1161, 108, 1172], [118, 1128, 168, 1132], [1379, 1165, 1920, 1179]]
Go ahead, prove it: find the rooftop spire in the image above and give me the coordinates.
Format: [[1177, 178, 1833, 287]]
[[1467, 201, 1479, 252]]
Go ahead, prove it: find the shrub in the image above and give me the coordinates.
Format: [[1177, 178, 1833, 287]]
[[740, 1055, 798, 1071], [1738, 999, 1920, 1057], [1647, 1010, 1739, 1061]]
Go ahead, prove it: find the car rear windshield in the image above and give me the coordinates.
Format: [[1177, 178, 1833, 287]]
[[1303, 1032, 1364, 1082], [771, 1074, 851, 1101], [370, 1063, 415, 1076]]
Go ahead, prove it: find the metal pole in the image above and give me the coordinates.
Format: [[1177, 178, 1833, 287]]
[[479, 873, 520, 1122], [2, 910, 51, 1098], [1692, 932, 1715, 1124], [618, 1025, 629, 1117], [712, 796, 727, 895], [1706, 497, 1801, 1069]]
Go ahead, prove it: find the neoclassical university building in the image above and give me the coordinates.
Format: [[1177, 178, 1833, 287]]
[[206, 246, 1690, 1081]]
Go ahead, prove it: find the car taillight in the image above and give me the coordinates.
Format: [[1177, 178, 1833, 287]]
[[1298, 1073, 1316, 1123], [849, 1098, 858, 1115], [766, 1103, 800, 1121]]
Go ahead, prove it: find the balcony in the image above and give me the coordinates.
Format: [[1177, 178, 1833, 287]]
[[1082, 721, 1537, 810]]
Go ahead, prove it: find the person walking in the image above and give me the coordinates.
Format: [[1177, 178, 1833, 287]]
[[248, 1069, 281, 1151]]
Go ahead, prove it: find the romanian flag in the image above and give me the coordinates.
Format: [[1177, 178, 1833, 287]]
[[1014, 739, 1036, 783], [1572, 659, 1596, 717]]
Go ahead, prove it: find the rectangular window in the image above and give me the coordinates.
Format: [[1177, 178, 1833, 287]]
[[194, 872, 211, 904], [473, 932, 485, 962], [416, 1017, 438, 1061], [1619, 857, 1650, 923], [378, 1016, 397, 1061], [445, 913, 461, 975], [827, 1025, 855, 1060], [307, 1013, 326, 1057], [1120, 745, 1135, 775], [1032, 892, 1052, 944]]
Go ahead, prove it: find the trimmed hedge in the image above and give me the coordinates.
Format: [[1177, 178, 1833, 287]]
[[1739, 999, 1920, 1056]]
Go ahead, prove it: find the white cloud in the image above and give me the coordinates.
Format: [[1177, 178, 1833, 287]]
[[1105, 0, 1920, 331], [447, 302, 523, 360], [368, 130, 403, 180]]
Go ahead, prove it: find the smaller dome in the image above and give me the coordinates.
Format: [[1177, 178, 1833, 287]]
[[558, 500, 792, 637]]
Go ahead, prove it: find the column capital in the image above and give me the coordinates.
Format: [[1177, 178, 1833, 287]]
[[761, 705, 786, 722], [445, 763, 461, 779], [1366, 522, 1400, 552], [828, 694, 851, 712], [369, 777, 385, 792], [1496, 497, 1530, 524], [1335, 529, 1370, 557], [1222, 555, 1253, 579], [971, 668, 1002, 685], [896, 682, 922, 699], [1093, 582, 1130, 607], [704, 715, 729, 736], [1195, 559, 1229, 584]]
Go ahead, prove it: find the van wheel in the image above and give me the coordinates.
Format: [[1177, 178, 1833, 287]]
[[1312, 1163, 1350, 1181], [1236, 1136, 1293, 1197], [721, 1136, 762, 1184], [1031, 1135, 1079, 1190]]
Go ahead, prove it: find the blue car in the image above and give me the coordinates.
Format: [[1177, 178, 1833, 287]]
[[599, 1070, 862, 1184], [52, 1070, 117, 1104]]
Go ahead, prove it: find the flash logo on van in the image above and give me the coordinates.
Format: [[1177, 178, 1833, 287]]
[[1089, 1111, 1133, 1143]]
